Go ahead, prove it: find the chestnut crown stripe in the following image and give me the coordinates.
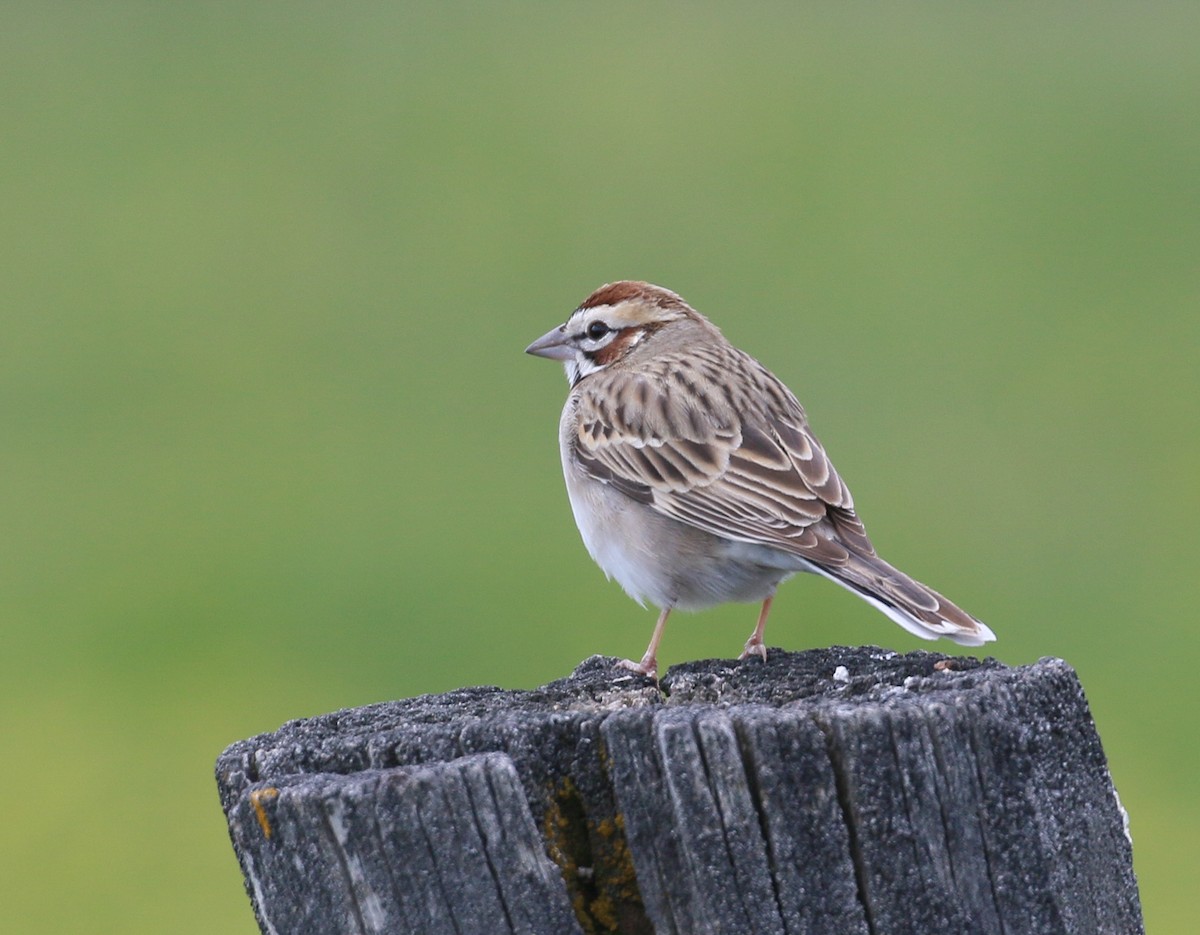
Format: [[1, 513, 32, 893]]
[[578, 280, 692, 313]]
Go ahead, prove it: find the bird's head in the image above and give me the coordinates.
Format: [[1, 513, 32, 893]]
[[525, 281, 703, 386]]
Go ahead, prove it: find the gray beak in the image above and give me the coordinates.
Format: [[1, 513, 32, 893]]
[[525, 325, 575, 361]]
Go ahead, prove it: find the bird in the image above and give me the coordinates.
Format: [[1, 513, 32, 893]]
[[525, 281, 995, 678]]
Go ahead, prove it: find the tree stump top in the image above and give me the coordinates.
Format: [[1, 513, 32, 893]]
[[218, 647, 1004, 793]]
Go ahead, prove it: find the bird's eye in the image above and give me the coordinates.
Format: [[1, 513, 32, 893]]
[[586, 321, 610, 340]]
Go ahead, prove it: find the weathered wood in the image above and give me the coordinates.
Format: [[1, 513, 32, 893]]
[[216, 647, 1143, 935], [225, 754, 583, 935]]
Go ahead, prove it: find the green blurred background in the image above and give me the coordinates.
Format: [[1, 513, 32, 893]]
[[2, 3, 1196, 931]]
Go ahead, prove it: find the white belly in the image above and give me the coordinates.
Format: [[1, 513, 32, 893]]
[[562, 453, 804, 611]]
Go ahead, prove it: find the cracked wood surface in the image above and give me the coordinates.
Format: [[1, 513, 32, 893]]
[[216, 647, 1143, 935]]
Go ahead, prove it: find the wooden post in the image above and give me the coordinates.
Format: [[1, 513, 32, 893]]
[[216, 647, 1143, 934]]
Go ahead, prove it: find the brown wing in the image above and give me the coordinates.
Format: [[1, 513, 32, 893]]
[[572, 343, 877, 569]]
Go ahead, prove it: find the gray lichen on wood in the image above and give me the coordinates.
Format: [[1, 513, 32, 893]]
[[216, 647, 1143, 935]]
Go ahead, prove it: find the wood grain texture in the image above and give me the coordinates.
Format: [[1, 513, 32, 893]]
[[216, 648, 1143, 935]]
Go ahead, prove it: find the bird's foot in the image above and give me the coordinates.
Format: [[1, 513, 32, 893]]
[[617, 655, 658, 680], [739, 638, 768, 663]]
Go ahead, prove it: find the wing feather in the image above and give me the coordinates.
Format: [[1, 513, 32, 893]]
[[572, 345, 878, 565]]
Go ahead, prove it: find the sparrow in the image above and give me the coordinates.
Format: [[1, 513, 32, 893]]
[[526, 281, 994, 678]]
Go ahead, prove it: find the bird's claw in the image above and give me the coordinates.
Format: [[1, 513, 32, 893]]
[[739, 640, 768, 663], [617, 656, 658, 680]]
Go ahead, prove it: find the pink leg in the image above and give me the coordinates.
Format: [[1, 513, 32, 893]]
[[618, 606, 671, 680], [739, 595, 774, 662]]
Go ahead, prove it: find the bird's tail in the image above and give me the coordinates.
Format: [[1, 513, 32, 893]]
[[813, 551, 995, 647]]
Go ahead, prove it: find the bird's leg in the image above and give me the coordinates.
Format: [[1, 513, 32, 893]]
[[617, 606, 671, 680], [739, 595, 774, 662]]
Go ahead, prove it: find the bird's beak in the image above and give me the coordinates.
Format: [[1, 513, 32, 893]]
[[525, 325, 575, 361]]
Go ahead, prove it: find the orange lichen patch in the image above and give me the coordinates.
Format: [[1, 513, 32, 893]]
[[541, 777, 579, 873], [588, 817, 639, 932], [542, 780, 584, 873], [541, 776, 647, 934], [249, 787, 279, 839]]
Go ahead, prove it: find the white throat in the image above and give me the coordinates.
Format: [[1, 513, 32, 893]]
[[565, 353, 605, 387]]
